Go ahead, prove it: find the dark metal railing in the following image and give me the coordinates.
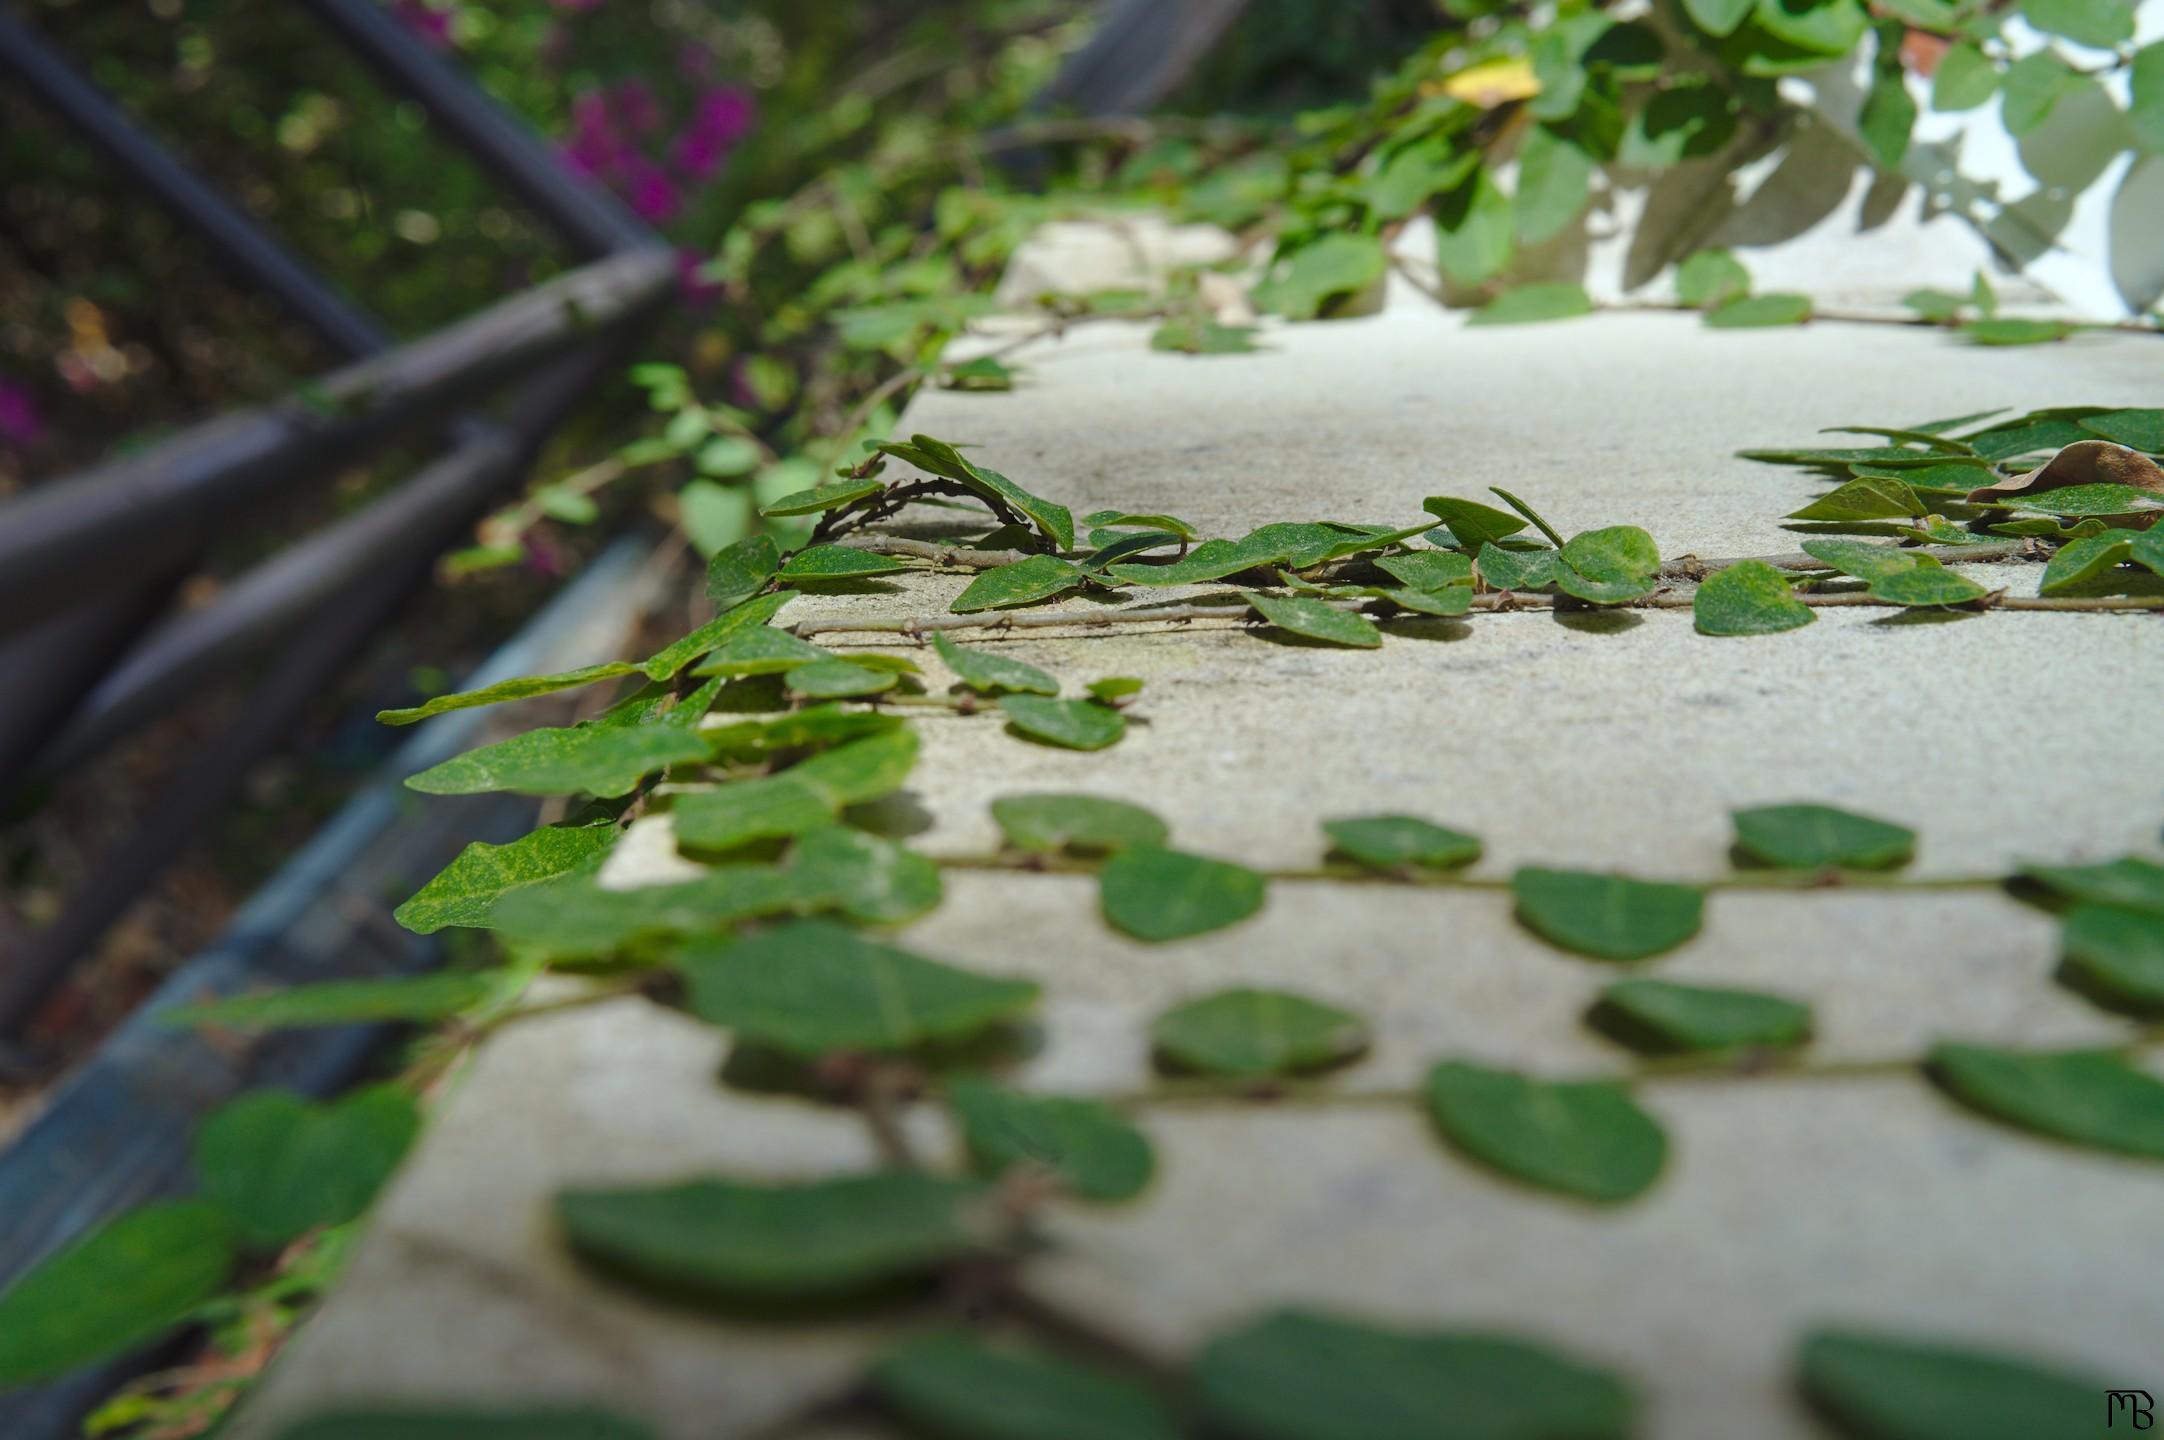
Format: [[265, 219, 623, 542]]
[[0, 0, 676, 1038]]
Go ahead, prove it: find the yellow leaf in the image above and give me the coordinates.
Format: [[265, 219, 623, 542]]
[[1437, 58, 1540, 109]]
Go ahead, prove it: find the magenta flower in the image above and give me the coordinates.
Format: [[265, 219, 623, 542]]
[[691, 87, 756, 146], [0, 380, 45, 450], [623, 161, 681, 224]]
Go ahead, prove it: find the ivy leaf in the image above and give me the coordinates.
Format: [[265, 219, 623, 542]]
[[272, 1412, 656, 1440], [1374, 551, 1472, 590], [1426, 1061, 1667, 1203], [1931, 42, 2000, 111], [1867, 559, 1987, 607], [1380, 583, 1475, 616], [1152, 988, 1369, 1077], [1787, 475, 1926, 522], [196, 1086, 419, 1250], [942, 355, 1017, 391], [1684, 0, 1759, 37], [792, 824, 943, 926], [675, 728, 921, 850], [1859, 42, 1917, 171], [1150, 318, 1261, 354], [2021, 856, 2164, 915], [1798, 1329, 2108, 1440], [1513, 124, 1595, 243], [1512, 868, 1705, 961], [759, 478, 884, 517], [486, 865, 832, 957], [1965, 317, 2080, 346], [0, 1201, 235, 1387], [2059, 904, 2164, 1013], [932, 632, 1058, 695], [403, 709, 713, 798], [1423, 497, 1528, 551], [1592, 979, 1813, 1054], [991, 793, 1168, 854], [1101, 846, 1268, 943], [1555, 525, 1660, 605], [1694, 559, 1815, 635], [1858, 460, 1996, 495], [1434, 167, 1515, 286], [947, 1078, 1154, 1201], [1675, 249, 1751, 308], [2080, 407, 2164, 452], [2022, 0, 2134, 49], [1732, 803, 1916, 870], [680, 920, 1039, 1056], [1705, 292, 1813, 327], [1086, 676, 1144, 702], [160, 972, 504, 1031], [1799, 537, 1918, 582], [872, 1335, 1182, 1440], [2039, 530, 2141, 594], [1324, 815, 1482, 872], [702, 535, 780, 610], [394, 821, 617, 934], [1253, 233, 1387, 321], [775, 545, 910, 582], [635, 592, 798, 680], [1194, 1309, 1636, 1440], [690, 626, 830, 678], [999, 695, 1127, 750], [556, 1172, 999, 1303], [1466, 282, 1594, 326], [953, 555, 1085, 613], [784, 658, 900, 698], [1249, 593, 1383, 648], [1474, 543, 1557, 590], [1755, 0, 1869, 54], [1929, 1043, 2164, 1160], [2002, 482, 2164, 518]]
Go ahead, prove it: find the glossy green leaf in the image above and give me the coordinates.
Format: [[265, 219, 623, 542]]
[[1324, 815, 1482, 871], [674, 728, 921, 850], [704, 535, 781, 608], [2003, 483, 2164, 518], [2039, 530, 2140, 593], [991, 793, 1168, 854], [872, 1335, 1181, 1440], [1194, 1309, 1635, 1440], [2020, 856, 2164, 915], [1253, 233, 1387, 320], [2059, 904, 2164, 1013], [1152, 988, 1369, 1077], [273, 1411, 656, 1440], [376, 661, 640, 726], [0, 1202, 235, 1386], [1858, 50, 1917, 170], [636, 592, 799, 681], [1512, 867, 1704, 960], [775, 545, 909, 582], [759, 478, 884, 517], [947, 1078, 1154, 1201], [1706, 292, 1812, 328], [1423, 498, 1528, 551], [1102, 847, 1268, 943], [1380, 583, 1475, 616], [933, 631, 1058, 695], [1929, 1043, 2164, 1159], [487, 864, 832, 956], [1798, 1328, 2108, 1440], [952, 555, 1085, 613], [784, 658, 899, 698], [1932, 42, 1999, 111], [1374, 550, 1473, 590], [1514, 124, 1594, 243], [2022, 0, 2134, 48], [1675, 249, 1751, 308], [1473, 543, 1557, 590], [1556, 525, 1659, 604], [1695, 560, 1815, 635], [1426, 1061, 1667, 1202], [793, 824, 944, 926], [1756, 0, 1868, 54], [404, 712, 712, 798], [1084, 510, 1199, 540], [1466, 282, 1593, 326], [1249, 593, 1383, 648], [1433, 168, 1515, 286], [2079, 407, 2164, 452], [1593, 979, 1813, 1053], [395, 821, 617, 933], [1868, 560, 1988, 607], [557, 1172, 997, 1302], [680, 920, 1039, 1056], [999, 695, 1127, 750], [691, 626, 830, 678], [160, 972, 504, 1030], [1732, 803, 1916, 869], [197, 1086, 419, 1249], [1786, 475, 1926, 521], [1799, 537, 1919, 582]]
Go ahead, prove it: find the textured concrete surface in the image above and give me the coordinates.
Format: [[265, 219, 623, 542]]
[[234, 296, 2164, 1439]]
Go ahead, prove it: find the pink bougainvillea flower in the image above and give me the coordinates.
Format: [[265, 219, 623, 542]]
[[623, 162, 681, 224], [691, 87, 756, 146], [0, 380, 44, 449]]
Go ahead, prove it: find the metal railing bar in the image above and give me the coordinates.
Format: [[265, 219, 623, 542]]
[[0, 9, 391, 358], [0, 340, 625, 1034], [302, 0, 653, 259], [0, 246, 673, 631], [0, 588, 183, 794]]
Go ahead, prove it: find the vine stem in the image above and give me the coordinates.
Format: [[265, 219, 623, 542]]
[[931, 852, 2008, 893]]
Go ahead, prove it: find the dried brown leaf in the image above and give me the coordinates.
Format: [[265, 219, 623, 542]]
[[1966, 440, 2164, 502]]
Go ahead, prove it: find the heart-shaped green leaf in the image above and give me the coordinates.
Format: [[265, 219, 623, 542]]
[[784, 658, 900, 698], [1249, 594, 1383, 648], [1694, 559, 1814, 635], [1732, 803, 1916, 870], [1705, 292, 1812, 327], [999, 695, 1127, 750], [1592, 979, 1813, 1054], [196, 1086, 420, 1249], [991, 793, 1167, 854], [1797, 1328, 2108, 1440], [1867, 560, 1987, 607], [776, 545, 910, 582], [933, 632, 1058, 695], [947, 1078, 1154, 1201], [2059, 904, 2164, 1014], [759, 478, 884, 517], [953, 555, 1085, 613], [395, 821, 617, 934], [690, 626, 830, 677], [1426, 1061, 1667, 1202], [1511, 868, 1705, 961], [1786, 475, 1925, 522], [1929, 1043, 2164, 1160], [1101, 846, 1268, 942], [1423, 498, 1528, 552], [2019, 857, 2164, 915], [1323, 815, 1482, 872], [1466, 282, 1593, 326], [1152, 988, 1369, 1077]]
